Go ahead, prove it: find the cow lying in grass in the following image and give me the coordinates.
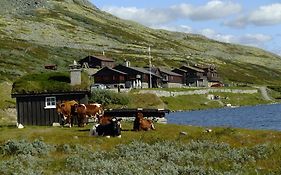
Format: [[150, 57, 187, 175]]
[[90, 115, 122, 138], [133, 112, 155, 131]]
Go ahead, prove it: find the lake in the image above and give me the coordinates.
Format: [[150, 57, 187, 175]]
[[166, 104, 281, 131]]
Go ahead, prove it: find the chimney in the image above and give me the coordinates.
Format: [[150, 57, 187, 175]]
[[124, 59, 130, 67], [69, 60, 82, 86]]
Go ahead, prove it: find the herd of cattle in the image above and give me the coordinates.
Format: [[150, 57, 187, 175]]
[[56, 100, 156, 137]]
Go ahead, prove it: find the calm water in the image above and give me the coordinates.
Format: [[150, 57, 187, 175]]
[[166, 104, 281, 131]]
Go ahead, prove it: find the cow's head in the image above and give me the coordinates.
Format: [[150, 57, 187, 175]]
[[93, 103, 104, 117], [111, 118, 122, 137], [136, 112, 144, 119], [56, 103, 65, 115]]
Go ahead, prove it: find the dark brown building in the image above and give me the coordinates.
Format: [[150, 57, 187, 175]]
[[194, 64, 220, 85], [12, 91, 89, 126], [159, 68, 183, 88], [78, 55, 115, 68], [114, 65, 162, 88], [172, 65, 207, 87], [93, 67, 127, 86]]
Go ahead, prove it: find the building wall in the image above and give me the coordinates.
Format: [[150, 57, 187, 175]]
[[162, 83, 182, 88]]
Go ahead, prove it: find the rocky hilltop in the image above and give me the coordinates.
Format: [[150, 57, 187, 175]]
[[0, 0, 280, 85]]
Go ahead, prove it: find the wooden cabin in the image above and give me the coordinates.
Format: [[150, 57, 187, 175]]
[[194, 64, 221, 86], [78, 55, 115, 68], [173, 65, 208, 87], [93, 67, 127, 88], [113, 64, 162, 88], [159, 68, 183, 88]]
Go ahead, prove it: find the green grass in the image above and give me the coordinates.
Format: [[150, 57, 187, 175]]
[[0, 123, 281, 151], [1, 123, 281, 174], [161, 92, 270, 111], [12, 71, 90, 94], [162, 94, 221, 111], [127, 93, 165, 109]]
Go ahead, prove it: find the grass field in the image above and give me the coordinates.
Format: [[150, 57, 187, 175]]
[[1, 123, 281, 174]]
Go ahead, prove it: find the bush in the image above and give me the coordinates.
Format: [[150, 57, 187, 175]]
[[89, 90, 129, 106], [0, 139, 52, 156]]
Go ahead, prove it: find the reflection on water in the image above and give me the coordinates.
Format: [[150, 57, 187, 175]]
[[166, 104, 281, 131]]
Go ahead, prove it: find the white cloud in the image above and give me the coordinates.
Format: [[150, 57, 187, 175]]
[[101, 1, 242, 26], [236, 34, 272, 46], [249, 3, 281, 25], [225, 3, 281, 27], [173, 1, 241, 21], [102, 6, 175, 25], [199, 28, 235, 43], [152, 25, 193, 33]]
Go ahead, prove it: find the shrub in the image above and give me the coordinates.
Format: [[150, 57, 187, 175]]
[[89, 90, 129, 106], [0, 139, 52, 156]]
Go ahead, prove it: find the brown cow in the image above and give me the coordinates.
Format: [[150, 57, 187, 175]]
[[133, 112, 155, 131], [75, 103, 104, 127], [56, 100, 78, 127]]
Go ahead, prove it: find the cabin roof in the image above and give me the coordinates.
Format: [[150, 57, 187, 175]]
[[159, 68, 183, 76], [180, 65, 205, 73], [172, 68, 187, 73], [88, 55, 114, 62], [94, 67, 127, 76]]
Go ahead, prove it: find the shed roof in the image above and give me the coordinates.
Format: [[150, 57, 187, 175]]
[[12, 71, 90, 95]]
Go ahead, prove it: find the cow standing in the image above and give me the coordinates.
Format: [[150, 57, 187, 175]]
[[133, 112, 155, 131], [56, 100, 78, 127], [75, 103, 104, 127]]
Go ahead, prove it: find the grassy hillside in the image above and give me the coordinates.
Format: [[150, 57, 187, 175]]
[[0, 0, 280, 84]]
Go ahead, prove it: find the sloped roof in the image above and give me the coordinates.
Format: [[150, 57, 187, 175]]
[[159, 68, 182, 76], [88, 55, 115, 62], [172, 68, 187, 73], [129, 66, 162, 78], [180, 65, 204, 73], [94, 67, 127, 76], [114, 65, 162, 78]]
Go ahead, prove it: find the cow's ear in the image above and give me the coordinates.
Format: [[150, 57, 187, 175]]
[[117, 118, 122, 122]]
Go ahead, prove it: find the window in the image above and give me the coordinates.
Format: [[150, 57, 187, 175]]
[[45, 97, 56, 109]]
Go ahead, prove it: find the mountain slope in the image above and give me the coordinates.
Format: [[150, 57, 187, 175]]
[[0, 0, 281, 85]]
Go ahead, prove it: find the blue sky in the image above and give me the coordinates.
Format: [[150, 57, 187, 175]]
[[90, 0, 281, 55]]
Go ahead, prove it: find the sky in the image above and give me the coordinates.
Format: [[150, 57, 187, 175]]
[[90, 0, 281, 55]]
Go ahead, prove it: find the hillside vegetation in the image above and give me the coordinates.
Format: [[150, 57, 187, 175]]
[[0, 0, 280, 84]]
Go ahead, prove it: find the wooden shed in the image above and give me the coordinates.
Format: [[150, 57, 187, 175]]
[[12, 91, 89, 126], [11, 70, 90, 126]]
